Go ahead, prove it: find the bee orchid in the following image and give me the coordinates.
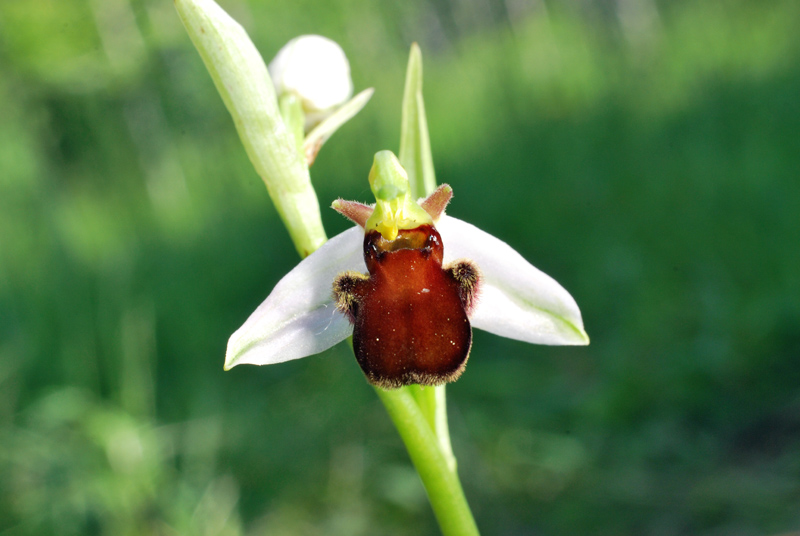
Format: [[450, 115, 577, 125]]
[[225, 151, 589, 387]]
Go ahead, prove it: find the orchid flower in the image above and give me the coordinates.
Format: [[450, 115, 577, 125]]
[[225, 151, 589, 385], [177, 0, 587, 529]]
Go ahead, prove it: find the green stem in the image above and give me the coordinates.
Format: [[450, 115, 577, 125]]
[[278, 93, 306, 155], [375, 386, 479, 536], [407, 385, 457, 473], [409, 384, 437, 430], [434, 384, 457, 472]]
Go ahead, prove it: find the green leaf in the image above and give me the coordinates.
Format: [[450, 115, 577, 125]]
[[303, 88, 374, 166]]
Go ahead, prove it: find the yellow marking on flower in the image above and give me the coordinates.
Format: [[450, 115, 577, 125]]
[[365, 151, 433, 241]]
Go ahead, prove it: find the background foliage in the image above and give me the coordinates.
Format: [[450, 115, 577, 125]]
[[1, 0, 799, 534]]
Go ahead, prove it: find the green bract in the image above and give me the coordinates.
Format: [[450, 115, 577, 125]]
[[175, 0, 372, 257]]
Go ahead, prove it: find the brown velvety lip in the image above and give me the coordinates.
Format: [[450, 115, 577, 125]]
[[334, 225, 479, 388]]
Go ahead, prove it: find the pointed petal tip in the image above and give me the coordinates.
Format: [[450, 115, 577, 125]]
[[553, 314, 590, 346], [578, 329, 590, 345], [223, 334, 250, 370], [221, 225, 364, 370], [438, 216, 589, 348], [332, 198, 372, 227], [223, 349, 260, 371], [223, 346, 241, 370], [565, 326, 590, 346], [224, 327, 279, 370], [420, 183, 453, 221]]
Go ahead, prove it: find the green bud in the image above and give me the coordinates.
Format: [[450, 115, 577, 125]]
[[365, 151, 433, 241]]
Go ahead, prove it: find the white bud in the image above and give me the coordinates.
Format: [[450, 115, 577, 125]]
[[269, 35, 353, 119]]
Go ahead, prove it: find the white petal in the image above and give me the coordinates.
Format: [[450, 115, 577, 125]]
[[225, 226, 364, 369], [268, 35, 353, 114], [437, 216, 589, 346]]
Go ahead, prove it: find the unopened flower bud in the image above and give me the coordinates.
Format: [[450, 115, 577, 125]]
[[268, 35, 353, 123]]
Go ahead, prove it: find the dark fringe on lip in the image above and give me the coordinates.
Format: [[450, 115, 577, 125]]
[[332, 271, 369, 323], [447, 259, 481, 315], [363, 346, 471, 390]]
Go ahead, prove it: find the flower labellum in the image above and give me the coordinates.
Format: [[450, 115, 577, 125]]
[[333, 151, 479, 388]]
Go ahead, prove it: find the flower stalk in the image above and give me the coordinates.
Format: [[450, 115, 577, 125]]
[[375, 387, 479, 536]]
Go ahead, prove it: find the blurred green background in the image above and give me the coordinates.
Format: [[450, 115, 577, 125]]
[[2, 0, 799, 534]]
